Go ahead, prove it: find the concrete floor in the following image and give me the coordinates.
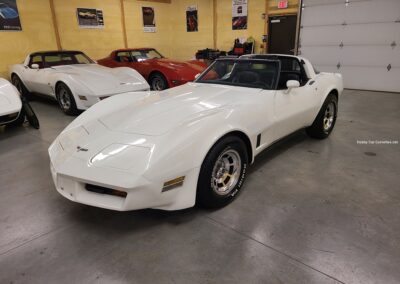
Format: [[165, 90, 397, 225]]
[[0, 89, 399, 284]]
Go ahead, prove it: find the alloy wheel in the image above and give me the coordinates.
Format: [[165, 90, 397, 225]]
[[211, 149, 242, 196]]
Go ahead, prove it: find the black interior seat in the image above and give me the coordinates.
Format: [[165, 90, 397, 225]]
[[235, 71, 260, 84]]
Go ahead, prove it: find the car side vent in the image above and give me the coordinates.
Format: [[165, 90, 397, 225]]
[[85, 184, 127, 198], [256, 134, 261, 148]]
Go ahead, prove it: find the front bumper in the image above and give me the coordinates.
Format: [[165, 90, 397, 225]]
[[50, 157, 199, 211], [76, 88, 150, 110]]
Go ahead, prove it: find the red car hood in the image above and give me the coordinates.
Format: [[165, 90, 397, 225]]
[[151, 59, 206, 80]]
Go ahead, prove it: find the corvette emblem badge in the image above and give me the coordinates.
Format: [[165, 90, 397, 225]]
[[76, 146, 88, 152]]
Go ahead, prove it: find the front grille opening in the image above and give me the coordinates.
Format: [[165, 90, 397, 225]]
[[85, 184, 127, 198]]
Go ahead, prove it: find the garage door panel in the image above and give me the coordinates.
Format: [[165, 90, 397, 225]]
[[300, 26, 344, 46], [344, 0, 400, 24], [301, 4, 345, 27], [300, 46, 341, 66], [343, 23, 400, 45], [303, 0, 347, 6], [340, 46, 400, 67], [340, 66, 400, 92], [299, 0, 400, 92]]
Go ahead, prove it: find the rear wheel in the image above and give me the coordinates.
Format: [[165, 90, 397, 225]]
[[306, 93, 338, 139], [197, 136, 248, 208], [56, 83, 79, 116], [149, 73, 168, 91]]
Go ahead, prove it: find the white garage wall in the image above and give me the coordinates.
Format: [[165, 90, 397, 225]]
[[298, 0, 400, 93]]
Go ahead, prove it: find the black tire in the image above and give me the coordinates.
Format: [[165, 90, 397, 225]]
[[21, 97, 40, 129], [306, 93, 338, 139], [56, 83, 79, 116], [11, 74, 31, 100], [8, 108, 25, 127], [149, 72, 168, 91], [196, 136, 249, 208]]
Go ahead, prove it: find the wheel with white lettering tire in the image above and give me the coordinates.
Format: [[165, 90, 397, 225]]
[[306, 93, 338, 139], [197, 136, 248, 208], [56, 83, 79, 116]]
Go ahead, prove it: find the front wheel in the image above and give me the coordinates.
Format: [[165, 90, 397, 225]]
[[306, 93, 338, 139], [196, 136, 248, 208], [56, 83, 79, 116], [149, 73, 168, 91], [11, 75, 31, 99]]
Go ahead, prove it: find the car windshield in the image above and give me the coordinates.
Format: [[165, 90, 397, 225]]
[[196, 59, 280, 90], [130, 49, 164, 62], [43, 52, 95, 67]]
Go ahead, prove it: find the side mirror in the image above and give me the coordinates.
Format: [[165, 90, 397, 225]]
[[285, 80, 300, 93], [194, 73, 200, 80], [31, 64, 39, 69]]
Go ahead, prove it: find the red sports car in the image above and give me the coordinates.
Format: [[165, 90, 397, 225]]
[[98, 48, 207, 90]]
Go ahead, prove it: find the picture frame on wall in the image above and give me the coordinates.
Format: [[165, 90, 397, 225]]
[[142, 6, 156, 32], [232, 0, 247, 30], [186, 5, 198, 32], [0, 0, 22, 31], [76, 8, 104, 29]]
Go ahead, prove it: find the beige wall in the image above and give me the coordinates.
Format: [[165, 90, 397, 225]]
[[0, 0, 299, 79], [54, 0, 125, 61], [0, 0, 58, 78]]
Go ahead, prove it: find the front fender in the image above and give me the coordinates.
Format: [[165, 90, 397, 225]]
[[144, 108, 253, 183], [49, 74, 94, 98]]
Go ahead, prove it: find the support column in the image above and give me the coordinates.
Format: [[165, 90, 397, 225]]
[[49, 0, 62, 50]]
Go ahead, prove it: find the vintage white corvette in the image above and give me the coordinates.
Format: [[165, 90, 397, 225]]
[[0, 78, 24, 127], [9, 51, 150, 115], [49, 55, 343, 211]]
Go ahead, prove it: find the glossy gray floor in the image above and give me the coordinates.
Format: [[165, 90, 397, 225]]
[[0, 90, 399, 284]]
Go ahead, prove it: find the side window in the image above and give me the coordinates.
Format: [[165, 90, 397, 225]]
[[29, 55, 43, 69], [75, 53, 91, 64], [278, 58, 309, 89], [116, 51, 132, 62]]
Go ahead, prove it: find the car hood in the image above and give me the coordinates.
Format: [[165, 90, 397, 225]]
[[152, 59, 206, 79], [98, 83, 260, 136], [51, 64, 149, 94], [0, 79, 22, 114]]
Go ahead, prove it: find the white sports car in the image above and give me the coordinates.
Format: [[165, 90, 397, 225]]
[[0, 78, 24, 127], [9, 50, 150, 115], [49, 55, 343, 211]]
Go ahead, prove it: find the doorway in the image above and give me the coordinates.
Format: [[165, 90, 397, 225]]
[[268, 15, 297, 55]]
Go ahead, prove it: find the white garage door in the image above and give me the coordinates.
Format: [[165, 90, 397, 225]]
[[298, 0, 400, 92]]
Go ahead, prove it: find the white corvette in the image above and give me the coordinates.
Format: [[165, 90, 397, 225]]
[[49, 55, 343, 211], [0, 78, 24, 127], [9, 50, 150, 115]]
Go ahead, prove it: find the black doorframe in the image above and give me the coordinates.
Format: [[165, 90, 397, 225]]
[[267, 14, 298, 55]]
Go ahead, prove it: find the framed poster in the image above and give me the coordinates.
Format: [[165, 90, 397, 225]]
[[0, 0, 22, 31], [232, 0, 247, 30], [77, 8, 104, 29], [142, 7, 156, 32], [186, 5, 198, 32]]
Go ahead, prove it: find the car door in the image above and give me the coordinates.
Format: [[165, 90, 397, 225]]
[[273, 80, 319, 140], [265, 57, 319, 140], [24, 55, 53, 96]]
